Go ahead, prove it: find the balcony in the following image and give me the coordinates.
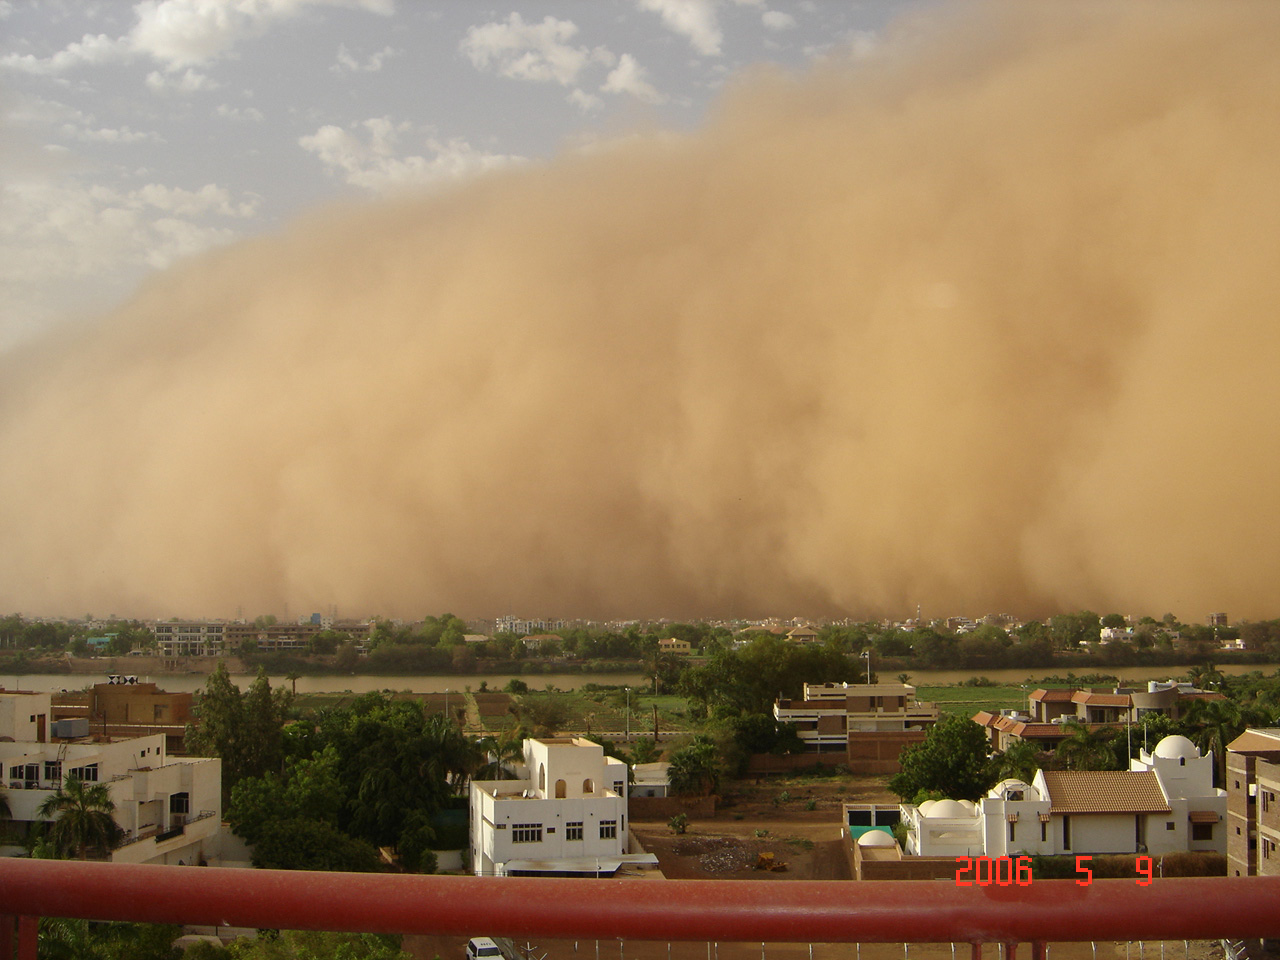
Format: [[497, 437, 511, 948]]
[[3, 858, 1280, 960]]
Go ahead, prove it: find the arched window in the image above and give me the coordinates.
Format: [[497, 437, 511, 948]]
[[555, 779, 567, 799], [539, 764, 546, 792], [582, 778, 594, 794]]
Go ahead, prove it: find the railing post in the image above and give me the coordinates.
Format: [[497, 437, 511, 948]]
[[1031, 942, 1047, 960], [16, 917, 36, 960], [971, 943, 982, 960]]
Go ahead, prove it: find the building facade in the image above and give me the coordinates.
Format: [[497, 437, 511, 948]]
[[1225, 728, 1280, 876], [773, 682, 939, 772], [1, 692, 222, 865], [902, 736, 1226, 860], [469, 737, 645, 877]]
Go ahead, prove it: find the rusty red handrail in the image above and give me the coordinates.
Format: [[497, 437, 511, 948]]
[[2, 859, 1279, 944]]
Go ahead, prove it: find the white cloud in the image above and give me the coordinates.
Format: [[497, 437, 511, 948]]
[[567, 89, 604, 113], [65, 125, 161, 144], [0, 2, 13, 20], [299, 117, 523, 194], [215, 103, 264, 122], [601, 54, 666, 105], [635, 0, 722, 57], [129, 0, 395, 70], [0, 172, 254, 347], [762, 10, 796, 31], [461, 13, 614, 86], [1, 1, 394, 77], [145, 67, 217, 93], [0, 33, 131, 75], [332, 43, 399, 74]]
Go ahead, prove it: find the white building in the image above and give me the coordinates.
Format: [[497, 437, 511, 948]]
[[469, 737, 655, 877], [902, 735, 1226, 859], [1, 691, 223, 865]]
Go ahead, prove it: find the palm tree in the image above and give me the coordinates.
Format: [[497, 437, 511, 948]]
[[1054, 723, 1119, 771], [37, 776, 122, 860], [1184, 697, 1245, 786], [286, 671, 301, 697], [993, 740, 1042, 783]]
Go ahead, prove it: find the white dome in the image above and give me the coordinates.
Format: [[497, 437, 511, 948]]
[[959, 800, 977, 813], [917, 800, 938, 816], [857, 830, 898, 847], [926, 799, 974, 819], [1153, 735, 1200, 760]]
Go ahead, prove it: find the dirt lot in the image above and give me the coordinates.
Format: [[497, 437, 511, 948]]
[[402, 776, 1224, 960]]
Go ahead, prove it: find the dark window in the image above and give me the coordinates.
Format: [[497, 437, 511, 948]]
[[1191, 823, 1213, 842], [512, 823, 542, 843], [566, 821, 583, 841], [1062, 815, 1071, 850], [599, 820, 617, 840]]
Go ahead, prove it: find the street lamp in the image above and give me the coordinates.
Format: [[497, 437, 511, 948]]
[[444, 688, 450, 723], [860, 649, 872, 685], [624, 686, 631, 740]]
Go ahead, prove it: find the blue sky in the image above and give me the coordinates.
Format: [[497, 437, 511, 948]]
[[0, 0, 926, 353]]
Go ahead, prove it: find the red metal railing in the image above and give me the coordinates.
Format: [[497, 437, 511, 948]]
[[3, 860, 1279, 960]]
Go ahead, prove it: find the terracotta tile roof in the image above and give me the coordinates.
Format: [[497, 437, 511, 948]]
[[972, 711, 997, 726], [1031, 689, 1076, 702], [1039, 770, 1169, 814], [1227, 729, 1280, 756], [1071, 691, 1131, 707]]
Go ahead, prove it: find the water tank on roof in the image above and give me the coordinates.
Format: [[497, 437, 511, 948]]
[[53, 718, 89, 738]]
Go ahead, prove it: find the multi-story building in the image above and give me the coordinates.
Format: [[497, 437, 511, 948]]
[[0, 691, 222, 865], [773, 682, 939, 772], [902, 735, 1226, 859], [51, 680, 193, 752], [1225, 727, 1280, 876], [224, 621, 319, 652], [469, 737, 654, 877], [150, 620, 228, 658]]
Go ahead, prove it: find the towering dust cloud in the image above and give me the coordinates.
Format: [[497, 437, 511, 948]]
[[2, 2, 1279, 621]]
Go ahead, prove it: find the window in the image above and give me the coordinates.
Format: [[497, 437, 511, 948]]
[[170, 792, 190, 815], [1040, 821, 1048, 842], [599, 820, 617, 840], [583, 779, 594, 793], [1008, 820, 1016, 842], [1062, 815, 1071, 850], [1191, 823, 1213, 842], [512, 823, 542, 844], [68, 763, 99, 782], [43, 761, 61, 783], [1166, 821, 1176, 831], [555, 779, 566, 799], [614, 781, 624, 795], [566, 822, 583, 841]]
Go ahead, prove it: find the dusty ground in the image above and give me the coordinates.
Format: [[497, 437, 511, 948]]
[[402, 777, 1224, 960]]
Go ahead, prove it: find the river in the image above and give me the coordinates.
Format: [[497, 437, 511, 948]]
[[4, 662, 1278, 695]]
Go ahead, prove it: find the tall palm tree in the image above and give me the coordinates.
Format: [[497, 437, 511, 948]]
[[1054, 723, 1119, 771], [1184, 697, 1245, 787], [37, 776, 122, 860]]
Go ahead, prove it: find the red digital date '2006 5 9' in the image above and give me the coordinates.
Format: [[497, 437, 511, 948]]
[[955, 855, 1155, 886]]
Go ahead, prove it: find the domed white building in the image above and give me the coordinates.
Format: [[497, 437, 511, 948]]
[[901, 735, 1226, 859]]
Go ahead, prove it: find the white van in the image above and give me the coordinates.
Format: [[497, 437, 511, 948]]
[[467, 938, 504, 960]]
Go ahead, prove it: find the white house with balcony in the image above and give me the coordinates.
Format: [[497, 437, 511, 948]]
[[900, 735, 1226, 859], [469, 737, 656, 877], [1, 691, 222, 865]]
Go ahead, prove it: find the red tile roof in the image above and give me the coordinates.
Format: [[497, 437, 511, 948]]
[[1071, 691, 1131, 707], [1039, 770, 1169, 814], [1031, 689, 1076, 702]]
